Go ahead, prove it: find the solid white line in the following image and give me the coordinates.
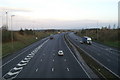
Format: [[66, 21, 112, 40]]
[[67, 68, 70, 71], [64, 37, 91, 78]]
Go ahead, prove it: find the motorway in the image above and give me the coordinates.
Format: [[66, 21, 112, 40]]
[[67, 32, 120, 77], [2, 33, 90, 79]]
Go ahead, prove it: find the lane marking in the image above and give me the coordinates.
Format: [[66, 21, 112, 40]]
[[0, 48, 29, 68], [64, 37, 91, 78], [65, 35, 120, 78], [24, 57, 31, 61], [1, 39, 49, 69], [41, 59, 42, 62], [36, 68, 38, 72], [7, 71, 20, 76], [52, 68, 54, 72], [28, 54, 32, 56], [67, 68, 70, 71], [21, 60, 29, 63], [64, 59, 66, 62], [53, 59, 54, 62], [53, 54, 55, 55], [17, 63, 27, 66], [13, 67, 23, 70], [3, 39, 49, 79]]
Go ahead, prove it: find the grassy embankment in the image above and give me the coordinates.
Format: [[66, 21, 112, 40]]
[[76, 28, 120, 49], [2, 30, 56, 58]]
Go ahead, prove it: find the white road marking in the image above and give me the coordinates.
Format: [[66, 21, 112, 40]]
[[13, 67, 23, 70], [0, 48, 30, 68], [28, 54, 32, 56], [21, 60, 29, 63], [7, 71, 20, 76], [52, 68, 54, 71], [64, 59, 66, 62], [3, 39, 49, 79], [41, 59, 42, 61], [53, 54, 55, 55], [53, 59, 54, 62], [65, 36, 120, 78], [43, 54, 45, 55], [17, 63, 27, 66], [24, 57, 31, 61], [64, 38, 91, 78], [67, 68, 70, 71], [36, 68, 38, 72]]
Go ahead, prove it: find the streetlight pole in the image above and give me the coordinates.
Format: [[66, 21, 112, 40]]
[[97, 21, 99, 41], [11, 15, 15, 49], [6, 11, 8, 30]]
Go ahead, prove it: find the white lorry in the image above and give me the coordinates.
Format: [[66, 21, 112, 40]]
[[80, 36, 92, 45]]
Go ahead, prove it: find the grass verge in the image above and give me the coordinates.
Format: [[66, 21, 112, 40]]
[[2, 31, 55, 58]]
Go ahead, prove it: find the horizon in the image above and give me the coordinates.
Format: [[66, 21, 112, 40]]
[[0, 0, 119, 30]]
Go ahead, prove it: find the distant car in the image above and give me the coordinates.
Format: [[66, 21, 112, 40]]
[[50, 36, 54, 39], [58, 50, 64, 56]]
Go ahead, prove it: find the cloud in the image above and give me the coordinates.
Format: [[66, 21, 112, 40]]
[[0, 6, 31, 12]]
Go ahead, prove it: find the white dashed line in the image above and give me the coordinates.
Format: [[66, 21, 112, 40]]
[[36, 68, 38, 72], [52, 68, 54, 72], [53, 54, 55, 55], [53, 59, 54, 62], [67, 68, 70, 71], [41, 59, 42, 61], [64, 59, 66, 62]]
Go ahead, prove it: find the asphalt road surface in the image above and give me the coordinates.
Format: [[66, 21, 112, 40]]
[[2, 33, 89, 79], [67, 32, 120, 77]]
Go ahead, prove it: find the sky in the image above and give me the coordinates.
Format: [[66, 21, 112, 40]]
[[0, 0, 119, 30]]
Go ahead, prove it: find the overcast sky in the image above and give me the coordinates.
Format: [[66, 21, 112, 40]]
[[0, 0, 119, 30]]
